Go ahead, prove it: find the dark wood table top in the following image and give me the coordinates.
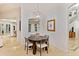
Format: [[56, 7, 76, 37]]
[[28, 36, 47, 42]]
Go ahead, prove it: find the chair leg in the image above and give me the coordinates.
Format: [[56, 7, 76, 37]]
[[24, 41, 26, 50], [47, 47, 48, 53], [45, 47, 48, 53], [27, 42, 28, 54], [40, 48, 41, 56], [40, 42, 42, 56], [24, 45, 26, 50], [27, 46, 28, 54]]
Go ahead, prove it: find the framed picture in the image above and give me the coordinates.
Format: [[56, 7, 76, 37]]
[[47, 20, 55, 31], [19, 20, 21, 31]]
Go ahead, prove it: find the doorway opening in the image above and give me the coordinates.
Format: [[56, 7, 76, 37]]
[[68, 3, 79, 53], [0, 19, 17, 47]]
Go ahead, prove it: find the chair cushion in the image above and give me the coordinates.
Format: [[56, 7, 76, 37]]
[[36, 43, 48, 48], [25, 42, 33, 46]]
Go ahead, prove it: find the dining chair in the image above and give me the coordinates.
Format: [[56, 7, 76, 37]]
[[36, 35, 49, 56], [44, 35, 49, 47], [24, 37, 33, 54]]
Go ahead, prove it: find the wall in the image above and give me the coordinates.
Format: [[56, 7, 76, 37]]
[[74, 20, 79, 38], [0, 4, 20, 19], [21, 3, 68, 52], [69, 22, 76, 32], [0, 4, 21, 42]]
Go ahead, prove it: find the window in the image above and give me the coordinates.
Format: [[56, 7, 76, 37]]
[[28, 24, 31, 32], [28, 18, 40, 32], [35, 24, 37, 31], [13, 26, 15, 30], [6, 24, 10, 34], [9, 24, 10, 33]]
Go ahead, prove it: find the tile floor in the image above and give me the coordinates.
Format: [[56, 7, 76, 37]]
[[0, 35, 65, 56], [68, 38, 79, 55]]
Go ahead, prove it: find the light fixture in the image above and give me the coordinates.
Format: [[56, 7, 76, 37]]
[[36, 4, 40, 18], [32, 4, 40, 19], [73, 3, 79, 7], [69, 3, 79, 9], [36, 15, 40, 18]]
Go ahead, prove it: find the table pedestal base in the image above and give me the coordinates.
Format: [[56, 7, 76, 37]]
[[32, 42, 37, 55]]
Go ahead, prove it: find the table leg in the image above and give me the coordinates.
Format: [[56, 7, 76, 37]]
[[33, 42, 37, 55], [45, 47, 47, 51]]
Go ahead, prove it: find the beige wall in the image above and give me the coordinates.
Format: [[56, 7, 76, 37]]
[[0, 3, 20, 20], [0, 3, 21, 42]]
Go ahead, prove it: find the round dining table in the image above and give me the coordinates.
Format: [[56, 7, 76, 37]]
[[28, 36, 47, 55]]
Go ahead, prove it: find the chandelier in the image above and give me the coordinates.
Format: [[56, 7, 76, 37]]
[[32, 4, 40, 19]]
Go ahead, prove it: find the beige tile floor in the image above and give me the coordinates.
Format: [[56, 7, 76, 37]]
[[0, 35, 65, 56], [68, 38, 79, 56]]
